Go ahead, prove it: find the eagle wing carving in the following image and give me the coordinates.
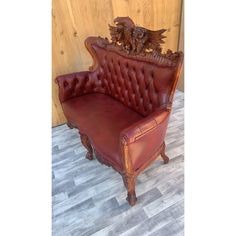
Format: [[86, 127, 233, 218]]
[[108, 17, 167, 55]]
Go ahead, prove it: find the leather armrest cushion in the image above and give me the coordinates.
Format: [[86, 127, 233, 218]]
[[55, 71, 97, 103], [120, 110, 170, 145], [120, 110, 170, 170]]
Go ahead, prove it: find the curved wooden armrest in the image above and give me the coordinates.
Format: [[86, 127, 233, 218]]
[[120, 109, 170, 145], [55, 71, 100, 103]]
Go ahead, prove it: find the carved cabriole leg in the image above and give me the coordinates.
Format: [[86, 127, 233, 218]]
[[79, 132, 94, 160], [121, 138, 137, 206], [122, 174, 137, 206], [161, 142, 169, 164]]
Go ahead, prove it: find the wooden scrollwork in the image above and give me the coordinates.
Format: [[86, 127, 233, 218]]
[[93, 17, 182, 65], [109, 17, 166, 55]]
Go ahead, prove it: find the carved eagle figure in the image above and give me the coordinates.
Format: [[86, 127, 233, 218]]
[[108, 17, 167, 54]]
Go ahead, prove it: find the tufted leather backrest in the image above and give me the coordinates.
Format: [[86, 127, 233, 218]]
[[86, 37, 183, 117]]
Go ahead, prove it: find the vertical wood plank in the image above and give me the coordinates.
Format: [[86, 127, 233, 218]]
[[177, 0, 184, 91]]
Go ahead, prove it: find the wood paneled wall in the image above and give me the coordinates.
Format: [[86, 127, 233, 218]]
[[177, 0, 184, 91], [52, 0, 183, 126]]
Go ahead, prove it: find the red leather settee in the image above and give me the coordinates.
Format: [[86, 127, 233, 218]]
[[56, 17, 183, 206]]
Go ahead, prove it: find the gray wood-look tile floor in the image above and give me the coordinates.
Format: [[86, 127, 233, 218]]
[[52, 90, 184, 236]]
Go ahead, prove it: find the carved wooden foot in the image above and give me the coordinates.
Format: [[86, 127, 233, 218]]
[[122, 174, 137, 206], [161, 142, 169, 164], [127, 191, 137, 206], [79, 132, 94, 160], [67, 122, 74, 129]]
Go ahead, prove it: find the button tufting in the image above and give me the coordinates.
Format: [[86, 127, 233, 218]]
[[63, 81, 68, 87], [86, 48, 177, 117]]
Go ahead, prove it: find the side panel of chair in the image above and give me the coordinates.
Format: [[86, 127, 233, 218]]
[[126, 113, 170, 171]]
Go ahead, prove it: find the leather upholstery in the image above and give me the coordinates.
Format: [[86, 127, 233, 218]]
[[57, 38, 179, 116], [92, 45, 176, 116], [62, 93, 143, 170], [120, 110, 170, 170], [56, 70, 105, 103], [56, 36, 183, 176]]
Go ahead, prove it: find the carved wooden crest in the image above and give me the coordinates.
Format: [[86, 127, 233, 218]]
[[94, 17, 182, 65], [109, 17, 167, 55]]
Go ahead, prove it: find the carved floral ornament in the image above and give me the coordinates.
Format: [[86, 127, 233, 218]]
[[96, 17, 182, 64]]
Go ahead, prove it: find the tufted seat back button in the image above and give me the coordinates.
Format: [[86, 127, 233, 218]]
[[63, 81, 68, 87]]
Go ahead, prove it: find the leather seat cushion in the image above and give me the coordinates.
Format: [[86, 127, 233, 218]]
[[62, 93, 144, 169]]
